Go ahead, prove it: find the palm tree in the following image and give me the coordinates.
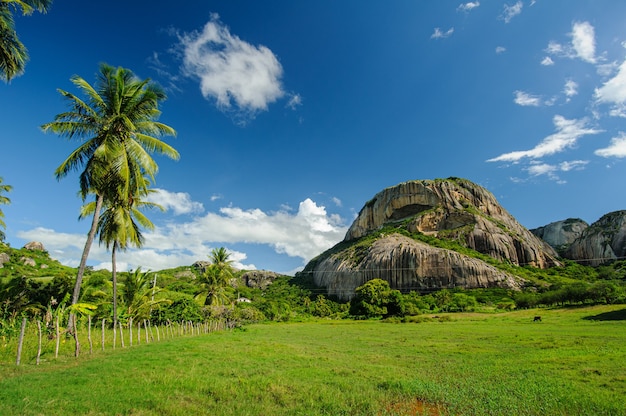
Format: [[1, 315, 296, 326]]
[[197, 248, 235, 306], [80, 176, 162, 332], [41, 64, 179, 316], [0, 176, 12, 242], [0, 0, 52, 81], [121, 267, 168, 321]]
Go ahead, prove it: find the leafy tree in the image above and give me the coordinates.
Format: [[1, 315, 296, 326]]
[[121, 267, 168, 321], [0, 0, 52, 81], [41, 64, 179, 316], [350, 279, 405, 318], [0, 176, 11, 241]]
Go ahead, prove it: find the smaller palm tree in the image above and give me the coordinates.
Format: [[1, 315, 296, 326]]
[[0, 176, 11, 242], [121, 267, 168, 321], [196, 247, 235, 306]]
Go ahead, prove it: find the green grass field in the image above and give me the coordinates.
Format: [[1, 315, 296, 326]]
[[1, 306, 625, 415]]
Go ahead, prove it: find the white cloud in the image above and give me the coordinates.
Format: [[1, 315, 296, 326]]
[[17, 198, 348, 275], [487, 115, 603, 162], [495, 46, 506, 54], [286, 93, 302, 110], [526, 160, 587, 182], [180, 14, 285, 115], [545, 21, 597, 64], [431, 27, 454, 39], [595, 59, 626, 116], [514, 90, 542, 106], [500, 2, 523, 23], [457, 2, 480, 12], [570, 21, 596, 63], [595, 132, 626, 157], [147, 188, 204, 215], [563, 79, 578, 100], [540, 56, 554, 66]]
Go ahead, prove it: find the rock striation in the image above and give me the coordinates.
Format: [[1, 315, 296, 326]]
[[563, 211, 626, 266], [530, 218, 588, 255], [303, 178, 560, 300]]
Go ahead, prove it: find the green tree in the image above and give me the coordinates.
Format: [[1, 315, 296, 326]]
[[0, 176, 11, 241], [0, 0, 52, 81], [41, 64, 179, 315], [122, 267, 167, 321], [350, 278, 405, 318]]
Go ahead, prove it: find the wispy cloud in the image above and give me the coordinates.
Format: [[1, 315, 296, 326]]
[[545, 21, 597, 64], [540, 56, 554, 66], [286, 93, 303, 110], [495, 46, 506, 54], [513, 90, 542, 107], [431, 27, 454, 39], [487, 115, 602, 162], [500, 2, 523, 24], [147, 188, 205, 215], [17, 197, 348, 274], [595, 132, 626, 157], [179, 14, 285, 116], [526, 160, 587, 183], [595, 59, 626, 117], [457, 2, 480, 12], [563, 79, 578, 101]]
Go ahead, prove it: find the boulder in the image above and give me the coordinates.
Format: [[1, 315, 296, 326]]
[[0, 252, 9, 268], [20, 256, 36, 267], [241, 270, 279, 290], [23, 241, 46, 251]]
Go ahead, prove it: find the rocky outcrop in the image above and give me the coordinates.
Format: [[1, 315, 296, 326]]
[[310, 233, 522, 300], [23, 241, 46, 252], [302, 178, 559, 300], [345, 178, 559, 268], [530, 218, 588, 255], [0, 252, 9, 268], [240, 270, 279, 290], [564, 211, 626, 266]]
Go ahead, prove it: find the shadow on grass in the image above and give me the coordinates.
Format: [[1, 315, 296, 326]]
[[583, 308, 626, 321]]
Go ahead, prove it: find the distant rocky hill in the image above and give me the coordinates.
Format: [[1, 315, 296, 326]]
[[302, 178, 560, 300], [532, 211, 626, 267]]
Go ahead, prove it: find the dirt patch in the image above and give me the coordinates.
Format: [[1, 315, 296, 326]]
[[381, 398, 444, 416]]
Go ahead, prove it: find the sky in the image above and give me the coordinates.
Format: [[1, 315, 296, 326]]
[[2, 0, 626, 275]]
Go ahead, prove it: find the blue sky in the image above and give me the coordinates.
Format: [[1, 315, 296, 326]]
[[2, 0, 626, 274]]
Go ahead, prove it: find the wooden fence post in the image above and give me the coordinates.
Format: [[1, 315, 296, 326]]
[[101, 319, 105, 351], [36, 321, 42, 365], [16, 317, 27, 366], [88, 315, 93, 355]]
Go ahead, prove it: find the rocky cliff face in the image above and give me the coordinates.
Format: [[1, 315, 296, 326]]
[[303, 178, 559, 300], [345, 178, 559, 268], [530, 219, 588, 255], [310, 233, 522, 300], [564, 211, 626, 266]]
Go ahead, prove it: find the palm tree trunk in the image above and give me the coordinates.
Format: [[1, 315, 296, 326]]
[[68, 193, 103, 330], [112, 241, 118, 339]]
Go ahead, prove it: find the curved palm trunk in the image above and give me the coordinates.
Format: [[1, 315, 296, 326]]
[[68, 194, 103, 330]]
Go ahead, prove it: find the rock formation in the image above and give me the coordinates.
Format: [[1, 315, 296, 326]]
[[240, 270, 279, 290], [23, 241, 46, 251], [530, 218, 588, 255], [303, 178, 560, 300], [564, 211, 626, 266], [0, 252, 9, 268]]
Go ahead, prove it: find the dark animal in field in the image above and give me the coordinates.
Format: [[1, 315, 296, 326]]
[[533, 316, 542, 322]]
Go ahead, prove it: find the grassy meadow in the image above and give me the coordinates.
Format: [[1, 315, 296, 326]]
[[0, 305, 625, 415]]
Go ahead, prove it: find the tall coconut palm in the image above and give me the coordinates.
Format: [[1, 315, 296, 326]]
[[41, 64, 179, 316], [80, 175, 162, 332], [0, 0, 52, 81], [0, 176, 12, 242]]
